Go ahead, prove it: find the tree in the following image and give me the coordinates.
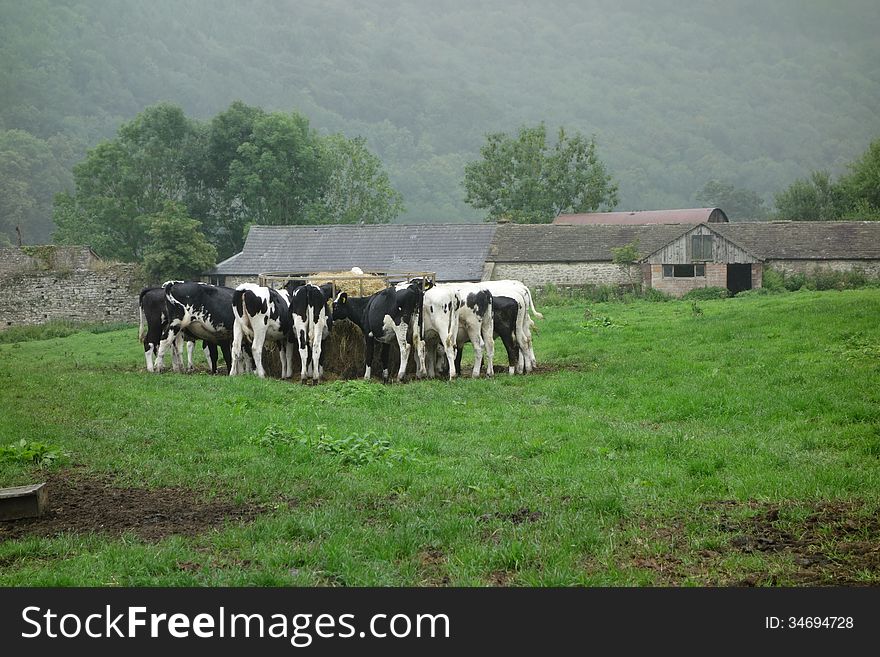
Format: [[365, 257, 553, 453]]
[[838, 138, 880, 218], [696, 180, 768, 221], [225, 110, 327, 229], [773, 170, 846, 221], [141, 202, 217, 284], [611, 240, 641, 290], [307, 134, 404, 225], [53, 103, 201, 260], [463, 124, 618, 223], [0, 130, 75, 244]]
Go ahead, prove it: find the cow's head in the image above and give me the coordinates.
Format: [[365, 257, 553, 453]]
[[283, 279, 306, 296], [331, 292, 350, 322]]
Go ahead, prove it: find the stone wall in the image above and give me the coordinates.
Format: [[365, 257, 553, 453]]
[[0, 246, 100, 274], [488, 262, 635, 287], [765, 259, 880, 277], [0, 247, 143, 329]]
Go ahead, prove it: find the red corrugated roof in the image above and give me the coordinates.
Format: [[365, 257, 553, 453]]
[[553, 208, 727, 225]]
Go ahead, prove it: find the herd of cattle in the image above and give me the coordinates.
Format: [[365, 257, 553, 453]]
[[138, 275, 543, 383]]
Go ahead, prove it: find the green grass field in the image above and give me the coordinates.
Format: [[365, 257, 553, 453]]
[[1, 289, 879, 586]]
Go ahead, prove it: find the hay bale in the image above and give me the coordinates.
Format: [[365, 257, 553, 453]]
[[306, 270, 389, 297]]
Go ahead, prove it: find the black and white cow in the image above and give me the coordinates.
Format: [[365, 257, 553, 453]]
[[332, 279, 424, 382], [139, 285, 226, 374], [288, 282, 334, 383], [155, 281, 238, 374], [417, 283, 462, 380], [480, 280, 542, 372], [230, 282, 295, 379], [443, 294, 520, 377]]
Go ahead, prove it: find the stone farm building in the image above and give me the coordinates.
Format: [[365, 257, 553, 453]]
[[206, 220, 880, 298]]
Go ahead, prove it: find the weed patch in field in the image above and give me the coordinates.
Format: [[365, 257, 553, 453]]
[[250, 423, 416, 466], [0, 439, 67, 468]]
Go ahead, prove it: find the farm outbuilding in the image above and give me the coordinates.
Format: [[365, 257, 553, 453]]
[[206, 224, 498, 287], [553, 207, 729, 225], [485, 221, 880, 296], [203, 220, 880, 299]]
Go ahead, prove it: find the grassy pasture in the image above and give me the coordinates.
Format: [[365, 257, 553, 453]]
[[0, 289, 878, 586]]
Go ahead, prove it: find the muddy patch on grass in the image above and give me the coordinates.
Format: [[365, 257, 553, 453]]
[[479, 507, 544, 525], [621, 500, 880, 586], [0, 468, 264, 543], [417, 548, 450, 586]]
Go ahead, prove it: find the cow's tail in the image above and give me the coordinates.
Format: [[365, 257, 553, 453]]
[[137, 287, 151, 341], [232, 288, 254, 340], [524, 286, 544, 320], [163, 280, 186, 311]]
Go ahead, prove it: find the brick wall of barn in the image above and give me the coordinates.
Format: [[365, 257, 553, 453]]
[[488, 262, 636, 287], [0, 247, 143, 329], [648, 263, 729, 296], [765, 260, 880, 277]]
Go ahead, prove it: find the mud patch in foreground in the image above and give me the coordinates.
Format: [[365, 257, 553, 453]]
[[0, 468, 263, 543], [624, 499, 880, 586]]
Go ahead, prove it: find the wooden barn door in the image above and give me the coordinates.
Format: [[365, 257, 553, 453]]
[[727, 264, 753, 295]]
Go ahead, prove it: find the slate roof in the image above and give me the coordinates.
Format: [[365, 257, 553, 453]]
[[207, 224, 497, 281], [712, 221, 880, 260], [489, 221, 880, 263], [553, 208, 728, 225], [488, 223, 693, 262]]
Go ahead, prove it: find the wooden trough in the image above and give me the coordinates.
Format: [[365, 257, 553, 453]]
[[0, 482, 48, 521]]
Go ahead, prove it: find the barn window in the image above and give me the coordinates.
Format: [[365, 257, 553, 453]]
[[663, 264, 706, 278], [691, 234, 713, 261]]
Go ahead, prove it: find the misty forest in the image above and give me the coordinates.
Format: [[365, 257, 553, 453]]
[[2, 0, 879, 264]]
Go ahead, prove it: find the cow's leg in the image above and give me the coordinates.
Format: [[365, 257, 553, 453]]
[[296, 325, 309, 383], [185, 338, 195, 372], [443, 329, 457, 381], [513, 301, 532, 373], [250, 329, 268, 378], [217, 342, 231, 375], [498, 329, 518, 375], [482, 316, 495, 377], [414, 332, 427, 379], [425, 339, 437, 378], [393, 321, 410, 382], [363, 337, 374, 380], [230, 322, 246, 376], [311, 331, 324, 384], [465, 324, 483, 378], [287, 341, 296, 380], [155, 322, 182, 373], [203, 342, 218, 374], [170, 333, 184, 373], [380, 342, 391, 382], [144, 342, 156, 372]]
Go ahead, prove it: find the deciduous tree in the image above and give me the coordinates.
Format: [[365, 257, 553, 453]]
[[463, 124, 618, 223]]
